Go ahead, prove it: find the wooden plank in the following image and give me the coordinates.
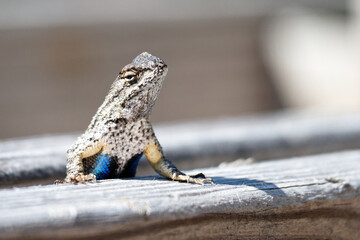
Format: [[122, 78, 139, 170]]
[[0, 150, 359, 239], [0, 112, 360, 184]]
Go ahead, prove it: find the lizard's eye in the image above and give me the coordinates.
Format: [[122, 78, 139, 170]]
[[125, 75, 138, 85], [121, 71, 139, 85]]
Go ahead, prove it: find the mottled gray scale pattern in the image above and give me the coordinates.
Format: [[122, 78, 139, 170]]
[[63, 52, 211, 184], [102, 118, 153, 176], [65, 52, 167, 180]]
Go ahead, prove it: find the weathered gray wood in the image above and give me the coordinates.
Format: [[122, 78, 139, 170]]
[[1, 112, 360, 184], [0, 150, 359, 239]]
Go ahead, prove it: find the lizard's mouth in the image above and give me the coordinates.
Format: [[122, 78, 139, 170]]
[[158, 63, 168, 78], [160, 62, 167, 70]]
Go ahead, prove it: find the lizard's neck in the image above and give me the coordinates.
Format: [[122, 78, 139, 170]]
[[87, 93, 123, 128]]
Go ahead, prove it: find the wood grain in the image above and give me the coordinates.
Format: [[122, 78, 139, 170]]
[[0, 150, 359, 239], [1, 112, 360, 184]]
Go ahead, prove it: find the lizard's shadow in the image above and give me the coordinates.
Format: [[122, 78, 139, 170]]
[[211, 177, 287, 198], [134, 175, 286, 198]]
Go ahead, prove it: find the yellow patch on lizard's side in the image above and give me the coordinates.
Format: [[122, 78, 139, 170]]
[[80, 142, 103, 159], [144, 145, 163, 166]]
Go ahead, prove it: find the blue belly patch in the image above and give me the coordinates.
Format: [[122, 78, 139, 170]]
[[83, 152, 118, 180], [120, 153, 142, 178], [83, 152, 142, 179]]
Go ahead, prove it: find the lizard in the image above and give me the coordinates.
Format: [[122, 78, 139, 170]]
[[56, 52, 212, 185]]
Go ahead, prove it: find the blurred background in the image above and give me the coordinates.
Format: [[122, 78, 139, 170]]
[[0, 0, 359, 139]]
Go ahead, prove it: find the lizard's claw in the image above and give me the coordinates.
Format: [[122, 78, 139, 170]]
[[54, 179, 65, 184], [171, 172, 213, 185], [55, 173, 96, 184], [71, 173, 97, 183]]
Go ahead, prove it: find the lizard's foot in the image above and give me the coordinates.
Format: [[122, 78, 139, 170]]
[[171, 172, 213, 185], [55, 173, 96, 184], [54, 179, 65, 184], [71, 173, 97, 183]]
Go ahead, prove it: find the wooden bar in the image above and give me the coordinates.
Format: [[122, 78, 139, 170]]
[[0, 150, 359, 239], [1, 112, 360, 184]]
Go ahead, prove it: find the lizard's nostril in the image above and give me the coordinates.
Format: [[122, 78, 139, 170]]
[[160, 63, 167, 70]]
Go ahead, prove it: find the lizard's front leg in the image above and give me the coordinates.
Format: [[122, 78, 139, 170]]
[[56, 141, 103, 184], [144, 137, 212, 185]]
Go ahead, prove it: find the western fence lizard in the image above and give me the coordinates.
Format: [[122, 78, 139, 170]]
[[56, 52, 212, 184]]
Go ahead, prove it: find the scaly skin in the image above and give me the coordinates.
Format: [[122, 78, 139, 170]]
[[57, 52, 212, 185]]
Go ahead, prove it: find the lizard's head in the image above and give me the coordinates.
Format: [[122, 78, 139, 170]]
[[112, 52, 168, 120]]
